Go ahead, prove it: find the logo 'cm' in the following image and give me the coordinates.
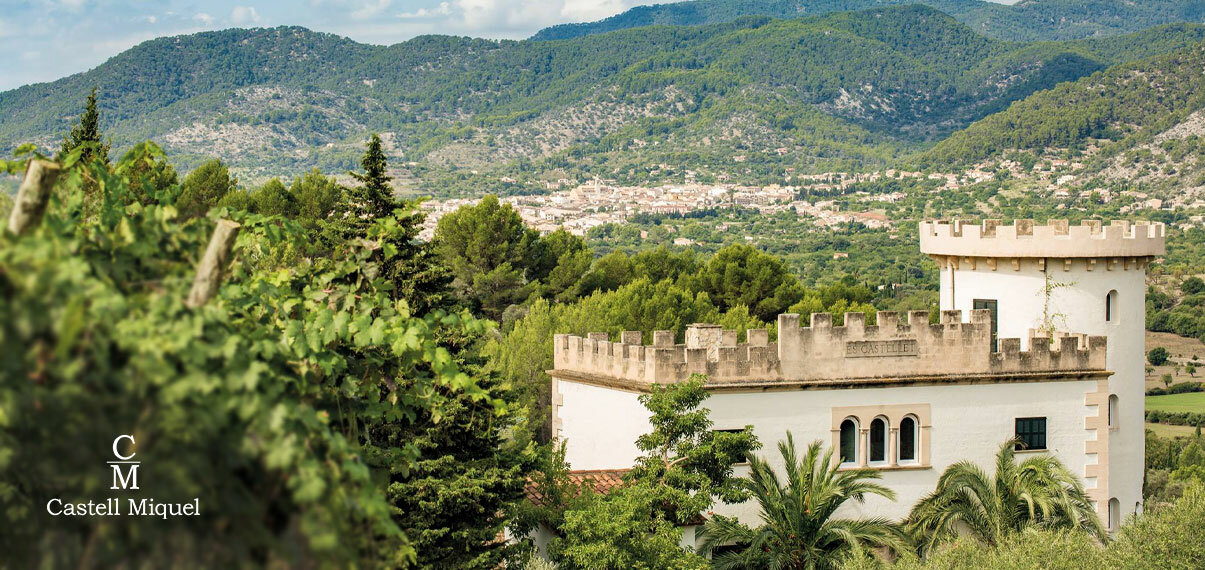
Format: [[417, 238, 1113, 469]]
[[109, 434, 139, 490]]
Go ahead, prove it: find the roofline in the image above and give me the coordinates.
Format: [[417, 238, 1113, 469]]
[[549, 368, 1113, 394]]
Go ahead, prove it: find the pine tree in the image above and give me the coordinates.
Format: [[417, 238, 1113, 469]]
[[344, 134, 454, 313], [60, 87, 110, 165], [348, 133, 395, 220], [371, 372, 527, 569], [345, 140, 520, 568]]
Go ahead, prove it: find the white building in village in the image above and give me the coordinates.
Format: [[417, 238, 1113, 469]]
[[544, 219, 1164, 548]]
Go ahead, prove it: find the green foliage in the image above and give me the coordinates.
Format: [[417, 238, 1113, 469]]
[[177, 158, 237, 218], [535, 230, 593, 302], [348, 133, 396, 221], [588, 209, 934, 298], [576, 250, 635, 297], [843, 483, 1205, 570], [1146, 279, 1205, 341], [925, 42, 1205, 167], [59, 87, 110, 166], [0, 150, 499, 566], [700, 433, 906, 569], [1145, 381, 1203, 397], [3, 10, 1204, 183], [1149, 346, 1171, 366], [553, 487, 710, 570], [433, 195, 538, 318], [375, 373, 528, 569], [531, 0, 1205, 43], [290, 168, 343, 227], [690, 244, 805, 321], [549, 377, 755, 569], [248, 178, 298, 217], [630, 376, 761, 522], [907, 439, 1104, 555]]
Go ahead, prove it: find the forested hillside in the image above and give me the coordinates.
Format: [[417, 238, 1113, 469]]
[[531, 0, 1205, 42], [3, 6, 1205, 191], [924, 41, 1205, 195]]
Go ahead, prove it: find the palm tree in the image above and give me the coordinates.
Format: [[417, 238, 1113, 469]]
[[908, 439, 1105, 556], [698, 432, 907, 569]]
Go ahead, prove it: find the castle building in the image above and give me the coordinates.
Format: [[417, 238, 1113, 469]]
[[547, 219, 1164, 538], [920, 219, 1164, 527]]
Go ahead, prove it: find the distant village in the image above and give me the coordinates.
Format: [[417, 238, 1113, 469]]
[[418, 173, 905, 240], [416, 156, 1205, 239]]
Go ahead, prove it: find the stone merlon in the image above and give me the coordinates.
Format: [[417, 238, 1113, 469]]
[[551, 310, 1109, 389], [919, 219, 1165, 259]]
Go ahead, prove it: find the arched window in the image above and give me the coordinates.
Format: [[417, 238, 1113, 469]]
[[1106, 290, 1118, 323], [839, 418, 858, 465], [1108, 395, 1119, 429], [869, 417, 887, 464], [899, 416, 918, 463], [1108, 498, 1121, 531]]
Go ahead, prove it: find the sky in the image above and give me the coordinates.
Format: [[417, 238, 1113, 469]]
[[0, 0, 1015, 92]]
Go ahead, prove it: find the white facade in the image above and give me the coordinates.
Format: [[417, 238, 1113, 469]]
[[558, 376, 1097, 524], [922, 219, 1164, 522], [937, 259, 1145, 520], [547, 218, 1163, 535]]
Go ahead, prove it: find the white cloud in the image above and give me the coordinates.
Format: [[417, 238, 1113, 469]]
[[448, 0, 642, 34], [193, 13, 214, 25], [230, 6, 261, 26], [351, 0, 393, 20], [144, 15, 158, 24], [397, 2, 452, 20]]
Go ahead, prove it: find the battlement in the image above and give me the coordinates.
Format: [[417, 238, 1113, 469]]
[[919, 219, 1165, 259], [552, 310, 1108, 389]]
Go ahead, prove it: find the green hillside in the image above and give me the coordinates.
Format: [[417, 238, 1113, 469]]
[[531, 0, 1205, 42], [3, 6, 1205, 190], [924, 40, 1205, 179]]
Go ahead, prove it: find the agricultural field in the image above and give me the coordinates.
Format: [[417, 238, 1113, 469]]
[[1145, 422, 1200, 438], [1146, 392, 1205, 414], [1144, 331, 1205, 391]]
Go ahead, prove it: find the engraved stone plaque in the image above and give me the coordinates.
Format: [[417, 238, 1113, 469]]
[[845, 339, 919, 358]]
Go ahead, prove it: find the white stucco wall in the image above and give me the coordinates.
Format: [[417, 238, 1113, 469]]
[[555, 377, 1095, 524], [557, 379, 649, 471], [941, 260, 1146, 520]]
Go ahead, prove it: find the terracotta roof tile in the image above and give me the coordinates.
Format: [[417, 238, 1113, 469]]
[[524, 468, 631, 506]]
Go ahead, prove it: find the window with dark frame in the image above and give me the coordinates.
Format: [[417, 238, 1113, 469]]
[[1015, 417, 1047, 450], [974, 299, 999, 352]]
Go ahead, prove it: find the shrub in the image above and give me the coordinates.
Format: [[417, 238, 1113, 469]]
[[1147, 381, 1204, 396]]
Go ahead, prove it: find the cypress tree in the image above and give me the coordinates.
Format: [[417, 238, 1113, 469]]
[[60, 87, 110, 165], [341, 133, 454, 312], [348, 133, 395, 220]]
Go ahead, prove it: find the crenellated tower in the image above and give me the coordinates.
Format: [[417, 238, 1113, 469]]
[[920, 219, 1165, 528]]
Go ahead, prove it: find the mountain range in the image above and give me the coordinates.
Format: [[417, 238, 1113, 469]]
[[532, 0, 1205, 43], [2, 2, 1205, 193]]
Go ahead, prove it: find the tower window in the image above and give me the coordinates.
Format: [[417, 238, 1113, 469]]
[[839, 418, 859, 465], [1108, 395, 1119, 429], [973, 299, 998, 352], [1015, 417, 1047, 451], [1108, 498, 1121, 531], [869, 418, 887, 464], [899, 416, 918, 463], [1106, 290, 1118, 323]]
